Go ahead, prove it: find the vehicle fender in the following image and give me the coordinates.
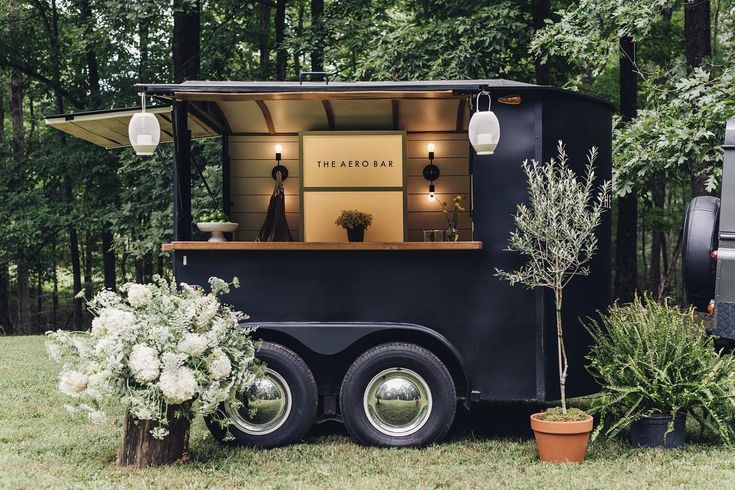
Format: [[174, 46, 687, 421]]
[[245, 322, 471, 397]]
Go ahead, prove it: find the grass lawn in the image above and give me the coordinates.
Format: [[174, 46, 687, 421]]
[[1, 336, 734, 489]]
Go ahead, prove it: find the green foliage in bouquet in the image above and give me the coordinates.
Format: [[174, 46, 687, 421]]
[[46, 276, 259, 439], [586, 295, 735, 443]]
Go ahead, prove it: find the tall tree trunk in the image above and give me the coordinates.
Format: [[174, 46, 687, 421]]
[[135, 259, 144, 284], [139, 16, 150, 81], [67, 179, 83, 330], [44, 0, 82, 329], [52, 237, 59, 328], [36, 266, 43, 330], [144, 254, 154, 283], [259, 1, 271, 79], [79, 0, 100, 102], [685, 0, 712, 197], [613, 36, 638, 303], [9, 11, 31, 331], [79, 2, 118, 294], [173, 0, 201, 83], [0, 78, 12, 334], [102, 231, 116, 291], [685, 0, 711, 69], [16, 263, 31, 333], [649, 174, 666, 296], [275, 0, 287, 81], [84, 233, 94, 300], [310, 0, 324, 72], [533, 0, 551, 85], [121, 253, 128, 284], [294, 4, 304, 76], [0, 266, 10, 334], [157, 255, 164, 278]]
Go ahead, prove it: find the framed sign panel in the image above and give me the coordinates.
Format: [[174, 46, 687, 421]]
[[300, 131, 406, 242]]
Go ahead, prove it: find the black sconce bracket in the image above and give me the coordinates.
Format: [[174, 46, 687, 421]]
[[272, 164, 289, 181], [422, 163, 440, 182]]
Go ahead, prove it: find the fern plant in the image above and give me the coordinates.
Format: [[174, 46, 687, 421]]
[[496, 141, 610, 414], [585, 295, 735, 443]]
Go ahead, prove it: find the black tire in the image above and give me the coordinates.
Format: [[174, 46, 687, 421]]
[[205, 342, 317, 448], [339, 342, 456, 447], [683, 196, 720, 309]]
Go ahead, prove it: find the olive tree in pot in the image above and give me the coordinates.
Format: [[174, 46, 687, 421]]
[[335, 210, 373, 242], [46, 277, 259, 467], [586, 294, 735, 449], [496, 142, 610, 463]]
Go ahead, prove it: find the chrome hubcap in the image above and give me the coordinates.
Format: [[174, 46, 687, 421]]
[[363, 368, 432, 437], [225, 368, 291, 435]]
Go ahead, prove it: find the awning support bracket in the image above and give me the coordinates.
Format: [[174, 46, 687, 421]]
[[191, 153, 220, 211], [156, 148, 174, 184]]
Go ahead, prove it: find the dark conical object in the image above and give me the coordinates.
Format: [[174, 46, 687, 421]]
[[257, 170, 293, 242]]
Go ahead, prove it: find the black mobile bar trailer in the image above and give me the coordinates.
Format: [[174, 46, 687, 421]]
[[45, 79, 612, 448]]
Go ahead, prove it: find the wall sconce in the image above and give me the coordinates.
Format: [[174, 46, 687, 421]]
[[422, 143, 440, 200], [271, 143, 288, 180], [469, 91, 500, 155], [128, 92, 161, 155]]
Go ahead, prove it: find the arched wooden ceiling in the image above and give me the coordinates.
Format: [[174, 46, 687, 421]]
[[211, 96, 469, 135]]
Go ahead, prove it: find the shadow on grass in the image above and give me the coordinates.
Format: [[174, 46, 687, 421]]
[[449, 401, 550, 441], [303, 400, 555, 443]]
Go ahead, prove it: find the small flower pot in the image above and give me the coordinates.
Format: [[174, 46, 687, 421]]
[[346, 228, 365, 242], [629, 412, 686, 449], [530, 413, 594, 463]]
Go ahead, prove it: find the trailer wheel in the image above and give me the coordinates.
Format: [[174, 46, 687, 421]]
[[340, 342, 456, 447], [205, 342, 317, 448]]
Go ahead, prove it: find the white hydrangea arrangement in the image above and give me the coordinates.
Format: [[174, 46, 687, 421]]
[[46, 276, 258, 439]]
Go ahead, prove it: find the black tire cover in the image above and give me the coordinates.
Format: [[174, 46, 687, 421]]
[[682, 196, 720, 309]]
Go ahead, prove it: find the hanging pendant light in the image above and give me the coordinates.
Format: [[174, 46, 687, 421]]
[[128, 92, 161, 155], [468, 91, 500, 155]]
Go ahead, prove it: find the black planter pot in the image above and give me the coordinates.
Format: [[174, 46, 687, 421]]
[[346, 228, 365, 242], [629, 412, 686, 449]]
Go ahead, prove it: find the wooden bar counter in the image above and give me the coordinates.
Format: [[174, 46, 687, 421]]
[[162, 241, 483, 252]]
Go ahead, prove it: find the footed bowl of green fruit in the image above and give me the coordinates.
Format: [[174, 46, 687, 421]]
[[196, 210, 238, 242]]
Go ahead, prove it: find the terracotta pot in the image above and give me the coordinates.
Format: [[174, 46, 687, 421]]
[[530, 413, 594, 464]]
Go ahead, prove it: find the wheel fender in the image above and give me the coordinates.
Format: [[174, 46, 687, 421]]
[[247, 322, 470, 397]]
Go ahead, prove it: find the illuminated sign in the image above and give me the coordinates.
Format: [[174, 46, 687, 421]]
[[300, 132, 406, 242]]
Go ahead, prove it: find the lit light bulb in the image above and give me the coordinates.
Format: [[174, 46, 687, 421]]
[[427, 143, 436, 153], [274, 144, 283, 154], [428, 183, 436, 201]]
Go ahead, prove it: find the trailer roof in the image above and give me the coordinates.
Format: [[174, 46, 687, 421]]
[[44, 79, 612, 150], [137, 79, 612, 108], [139, 79, 535, 95]]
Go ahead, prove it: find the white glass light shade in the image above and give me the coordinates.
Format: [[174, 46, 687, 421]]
[[128, 112, 161, 155], [468, 110, 500, 155]]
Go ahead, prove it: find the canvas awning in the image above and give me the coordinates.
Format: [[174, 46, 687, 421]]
[[44, 105, 220, 150]]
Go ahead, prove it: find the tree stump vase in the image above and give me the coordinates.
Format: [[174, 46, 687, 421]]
[[117, 409, 191, 468]]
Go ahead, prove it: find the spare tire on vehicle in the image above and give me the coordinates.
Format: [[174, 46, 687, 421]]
[[682, 196, 720, 310]]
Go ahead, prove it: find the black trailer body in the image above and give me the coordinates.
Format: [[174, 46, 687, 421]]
[[45, 79, 613, 447]]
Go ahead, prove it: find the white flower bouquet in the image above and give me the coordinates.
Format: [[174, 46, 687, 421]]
[[46, 276, 258, 466]]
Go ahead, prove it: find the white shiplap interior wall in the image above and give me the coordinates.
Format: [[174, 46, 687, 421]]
[[228, 133, 471, 241]]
